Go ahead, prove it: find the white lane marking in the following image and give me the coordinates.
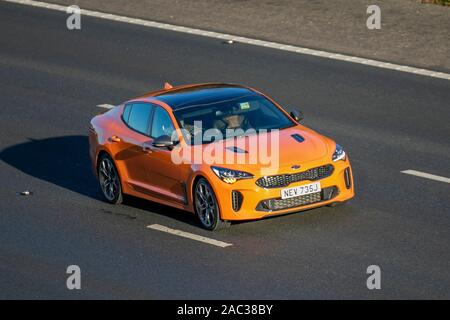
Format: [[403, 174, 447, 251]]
[[147, 224, 233, 248], [97, 104, 115, 109], [401, 170, 450, 184], [4, 0, 450, 81]]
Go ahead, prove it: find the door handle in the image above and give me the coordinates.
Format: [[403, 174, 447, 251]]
[[109, 135, 121, 143], [142, 143, 154, 153]]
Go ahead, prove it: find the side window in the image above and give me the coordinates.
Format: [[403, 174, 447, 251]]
[[127, 103, 153, 135], [151, 107, 175, 138], [122, 104, 132, 123]]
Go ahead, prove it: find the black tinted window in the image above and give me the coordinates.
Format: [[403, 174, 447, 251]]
[[128, 103, 153, 135]]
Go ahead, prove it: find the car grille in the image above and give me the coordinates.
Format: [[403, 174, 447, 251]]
[[255, 164, 334, 188], [256, 186, 338, 212]]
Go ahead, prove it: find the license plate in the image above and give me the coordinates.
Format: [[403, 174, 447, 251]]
[[281, 182, 321, 199]]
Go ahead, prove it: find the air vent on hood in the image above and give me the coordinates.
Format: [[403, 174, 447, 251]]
[[226, 146, 248, 154], [291, 133, 305, 143]]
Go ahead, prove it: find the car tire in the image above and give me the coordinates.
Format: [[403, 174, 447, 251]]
[[194, 178, 230, 231], [98, 153, 123, 205]]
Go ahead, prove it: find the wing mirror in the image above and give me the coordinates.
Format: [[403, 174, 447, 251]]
[[290, 109, 304, 123], [152, 135, 174, 150]]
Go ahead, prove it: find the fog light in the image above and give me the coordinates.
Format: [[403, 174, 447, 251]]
[[344, 167, 352, 189], [231, 191, 243, 212]]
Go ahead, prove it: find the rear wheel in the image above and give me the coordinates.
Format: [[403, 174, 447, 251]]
[[194, 178, 230, 231], [98, 154, 123, 205]]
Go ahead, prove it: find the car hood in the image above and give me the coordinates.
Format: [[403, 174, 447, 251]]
[[187, 125, 333, 175]]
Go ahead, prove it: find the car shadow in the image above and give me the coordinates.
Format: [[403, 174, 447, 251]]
[[123, 196, 200, 228], [0, 135, 201, 227], [1, 135, 100, 199]]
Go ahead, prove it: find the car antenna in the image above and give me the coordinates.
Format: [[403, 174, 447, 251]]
[[164, 82, 173, 90]]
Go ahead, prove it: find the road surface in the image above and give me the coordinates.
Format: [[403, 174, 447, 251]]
[[0, 2, 449, 299]]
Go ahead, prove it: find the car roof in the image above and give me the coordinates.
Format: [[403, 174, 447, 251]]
[[148, 83, 257, 110]]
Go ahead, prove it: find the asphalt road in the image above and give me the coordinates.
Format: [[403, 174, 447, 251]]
[[49, 0, 450, 73], [0, 2, 449, 299]]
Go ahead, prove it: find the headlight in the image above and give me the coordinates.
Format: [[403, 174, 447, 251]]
[[211, 166, 254, 184], [332, 144, 346, 162]]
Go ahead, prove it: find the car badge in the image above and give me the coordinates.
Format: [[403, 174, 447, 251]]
[[291, 165, 301, 170]]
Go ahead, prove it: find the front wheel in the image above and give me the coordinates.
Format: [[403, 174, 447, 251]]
[[98, 154, 123, 205], [194, 178, 230, 231]]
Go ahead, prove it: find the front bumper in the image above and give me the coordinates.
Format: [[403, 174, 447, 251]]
[[209, 157, 355, 221]]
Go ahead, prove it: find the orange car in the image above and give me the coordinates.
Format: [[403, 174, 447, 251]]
[[89, 83, 354, 230]]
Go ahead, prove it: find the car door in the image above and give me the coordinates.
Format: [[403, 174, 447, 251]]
[[116, 102, 155, 190], [145, 106, 186, 204]]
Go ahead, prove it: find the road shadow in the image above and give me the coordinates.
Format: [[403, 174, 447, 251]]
[[123, 196, 200, 228], [1, 135, 100, 199], [0, 135, 201, 227]]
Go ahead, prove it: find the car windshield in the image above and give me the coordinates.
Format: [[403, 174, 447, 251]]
[[173, 93, 294, 145]]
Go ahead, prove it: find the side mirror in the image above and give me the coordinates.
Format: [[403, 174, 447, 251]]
[[152, 135, 174, 150], [290, 109, 304, 123]]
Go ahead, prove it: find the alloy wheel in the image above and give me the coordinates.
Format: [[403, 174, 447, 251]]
[[98, 157, 120, 202]]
